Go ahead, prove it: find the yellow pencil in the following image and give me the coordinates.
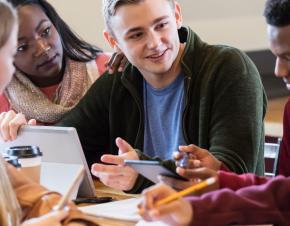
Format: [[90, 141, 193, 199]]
[[156, 177, 217, 206]]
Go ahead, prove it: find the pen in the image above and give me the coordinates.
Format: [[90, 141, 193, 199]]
[[53, 166, 85, 211], [156, 177, 216, 206]]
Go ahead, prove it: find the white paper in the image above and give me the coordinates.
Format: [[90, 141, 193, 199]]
[[79, 197, 142, 221], [79, 198, 273, 226], [136, 220, 169, 226]]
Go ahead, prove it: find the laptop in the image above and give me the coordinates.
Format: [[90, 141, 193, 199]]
[[0, 125, 95, 197]]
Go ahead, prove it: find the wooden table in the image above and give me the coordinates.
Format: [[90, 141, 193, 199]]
[[94, 180, 140, 200]]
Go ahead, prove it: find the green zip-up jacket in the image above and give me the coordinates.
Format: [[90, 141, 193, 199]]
[[59, 27, 267, 193]]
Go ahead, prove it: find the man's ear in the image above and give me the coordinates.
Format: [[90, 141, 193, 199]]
[[174, 1, 183, 29], [103, 30, 121, 52]]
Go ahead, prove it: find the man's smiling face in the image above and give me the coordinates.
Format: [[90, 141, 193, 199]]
[[105, 0, 182, 77]]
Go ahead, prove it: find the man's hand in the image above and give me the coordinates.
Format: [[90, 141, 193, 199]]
[[91, 137, 139, 191], [0, 110, 36, 141], [161, 167, 219, 194], [175, 144, 222, 171], [159, 144, 221, 190], [139, 183, 192, 226]]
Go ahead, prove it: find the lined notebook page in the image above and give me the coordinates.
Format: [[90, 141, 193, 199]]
[[79, 198, 273, 226], [79, 197, 142, 221], [136, 220, 168, 225]]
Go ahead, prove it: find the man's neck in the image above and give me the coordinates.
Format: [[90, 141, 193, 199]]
[[141, 44, 185, 89]]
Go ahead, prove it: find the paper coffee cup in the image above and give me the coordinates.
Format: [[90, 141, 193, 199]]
[[6, 146, 42, 183]]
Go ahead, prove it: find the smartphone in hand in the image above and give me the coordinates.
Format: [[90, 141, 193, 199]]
[[124, 160, 188, 184]]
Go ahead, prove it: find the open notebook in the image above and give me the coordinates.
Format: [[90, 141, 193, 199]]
[[79, 197, 141, 221], [79, 197, 167, 225], [79, 198, 273, 226]]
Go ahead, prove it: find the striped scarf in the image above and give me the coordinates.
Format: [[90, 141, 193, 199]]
[[5, 59, 100, 123]]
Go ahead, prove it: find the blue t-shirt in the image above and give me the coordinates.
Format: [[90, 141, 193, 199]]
[[143, 73, 186, 160]]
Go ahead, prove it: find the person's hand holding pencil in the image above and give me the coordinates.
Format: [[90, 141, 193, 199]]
[[138, 177, 217, 226]]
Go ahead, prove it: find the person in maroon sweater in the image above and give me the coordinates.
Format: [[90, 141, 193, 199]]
[[138, 0, 290, 225], [279, 99, 290, 176], [140, 170, 290, 226]]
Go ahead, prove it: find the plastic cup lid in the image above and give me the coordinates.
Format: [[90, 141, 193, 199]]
[[5, 145, 42, 158]]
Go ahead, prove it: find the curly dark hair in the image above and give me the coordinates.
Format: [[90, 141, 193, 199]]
[[264, 0, 290, 26], [8, 0, 102, 62]]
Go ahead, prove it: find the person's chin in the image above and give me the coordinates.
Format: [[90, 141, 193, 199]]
[[149, 66, 172, 75], [41, 64, 61, 76], [150, 57, 173, 69]]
